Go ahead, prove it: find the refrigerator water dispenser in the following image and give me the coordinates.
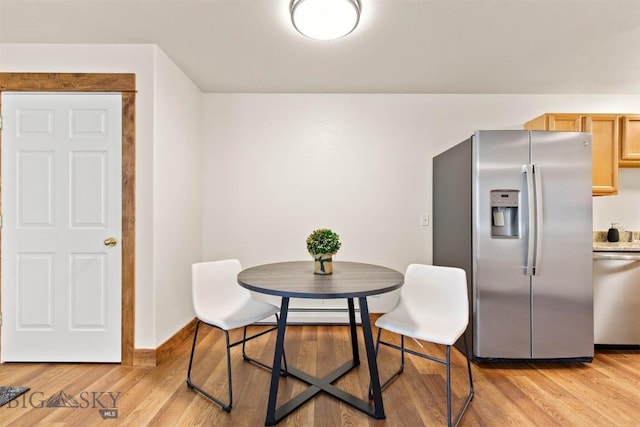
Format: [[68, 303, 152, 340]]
[[491, 190, 519, 238]]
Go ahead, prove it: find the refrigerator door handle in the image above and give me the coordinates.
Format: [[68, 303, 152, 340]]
[[532, 164, 543, 275], [523, 164, 536, 276]]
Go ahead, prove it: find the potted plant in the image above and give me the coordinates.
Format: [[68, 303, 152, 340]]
[[306, 228, 341, 274]]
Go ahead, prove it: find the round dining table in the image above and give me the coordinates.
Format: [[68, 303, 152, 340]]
[[238, 260, 404, 426]]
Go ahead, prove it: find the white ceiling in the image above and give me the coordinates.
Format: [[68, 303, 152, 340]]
[[1, 0, 639, 94]]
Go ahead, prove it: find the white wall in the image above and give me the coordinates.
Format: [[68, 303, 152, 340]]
[[593, 168, 640, 232], [0, 44, 203, 349], [202, 94, 640, 311], [152, 48, 203, 345]]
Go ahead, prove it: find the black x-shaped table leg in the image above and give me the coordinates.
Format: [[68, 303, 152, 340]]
[[264, 297, 385, 425]]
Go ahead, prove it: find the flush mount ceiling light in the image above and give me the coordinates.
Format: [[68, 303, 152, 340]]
[[290, 0, 361, 41]]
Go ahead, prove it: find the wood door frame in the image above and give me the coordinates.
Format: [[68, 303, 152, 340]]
[[0, 73, 136, 365]]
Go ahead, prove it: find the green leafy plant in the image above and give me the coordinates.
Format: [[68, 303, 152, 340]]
[[306, 228, 341, 255]]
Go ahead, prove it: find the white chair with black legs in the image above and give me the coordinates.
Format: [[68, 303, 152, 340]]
[[186, 259, 286, 412], [372, 264, 474, 427]]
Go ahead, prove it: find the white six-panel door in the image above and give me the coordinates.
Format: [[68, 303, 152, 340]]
[[1, 92, 122, 362]]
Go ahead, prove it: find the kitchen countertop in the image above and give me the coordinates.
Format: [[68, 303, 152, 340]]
[[593, 242, 640, 252], [593, 230, 640, 252]]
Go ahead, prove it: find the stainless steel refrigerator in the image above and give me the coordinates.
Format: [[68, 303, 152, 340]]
[[433, 130, 593, 361]]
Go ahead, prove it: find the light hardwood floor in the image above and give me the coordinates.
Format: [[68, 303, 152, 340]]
[[1, 322, 639, 426]]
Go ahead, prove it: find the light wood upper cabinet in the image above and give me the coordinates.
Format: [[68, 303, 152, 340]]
[[524, 113, 619, 196], [524, 113, 582, 131], [620, 115, 640, 167], [548, 114, 582, 131], [583, 115, 619, 196]]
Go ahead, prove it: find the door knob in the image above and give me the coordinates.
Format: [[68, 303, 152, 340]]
[[104, 237, 117, 247]]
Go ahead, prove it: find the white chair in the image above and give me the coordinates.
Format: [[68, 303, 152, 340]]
[[373, 264, 474, 427], [186, 259, 285, 412]]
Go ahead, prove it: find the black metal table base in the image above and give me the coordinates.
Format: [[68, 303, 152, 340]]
[[265, 297, 385, 426]]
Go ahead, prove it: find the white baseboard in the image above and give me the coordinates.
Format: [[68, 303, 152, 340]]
[[258, 309, 362, 325]]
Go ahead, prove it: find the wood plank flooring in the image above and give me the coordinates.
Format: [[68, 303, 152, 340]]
[[1, 323, 639, 426]]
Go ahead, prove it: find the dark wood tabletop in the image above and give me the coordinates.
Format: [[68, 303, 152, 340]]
[[237, 261, 404, 299]]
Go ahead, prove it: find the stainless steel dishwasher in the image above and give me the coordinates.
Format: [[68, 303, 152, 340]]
[[593, 251, 640, 346]]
